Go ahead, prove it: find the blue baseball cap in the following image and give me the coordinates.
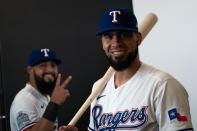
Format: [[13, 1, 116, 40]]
[[97, 8, 138, 35], [28, 48, 62, 66]]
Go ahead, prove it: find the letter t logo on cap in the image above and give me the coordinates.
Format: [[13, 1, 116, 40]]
[[41, 48, 50, 57], [109, 11, 121, 23]]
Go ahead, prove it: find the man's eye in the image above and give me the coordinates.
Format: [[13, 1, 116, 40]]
[[102, 32, 133, 40], [102, 33, 112, 38], [51, 63, 57, 68], [38, 64, 46, 67], [120, 32, 133, 38]]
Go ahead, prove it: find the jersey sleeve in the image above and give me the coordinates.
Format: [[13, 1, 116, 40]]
[[10, 99, 40, 131], [154, 78, 193, 131]]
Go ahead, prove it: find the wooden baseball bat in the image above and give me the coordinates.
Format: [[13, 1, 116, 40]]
[[68, 12, 158, 125]]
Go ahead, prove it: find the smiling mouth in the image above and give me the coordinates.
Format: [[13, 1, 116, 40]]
[[43, 74, 54, 81], [111, 50, 126, 57]]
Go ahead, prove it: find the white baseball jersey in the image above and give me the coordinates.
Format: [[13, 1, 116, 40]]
[[88, 63, 193, 131], [10, 83, 58, 131]]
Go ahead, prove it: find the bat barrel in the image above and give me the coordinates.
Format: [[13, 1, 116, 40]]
[[139, 13, 158, 41]]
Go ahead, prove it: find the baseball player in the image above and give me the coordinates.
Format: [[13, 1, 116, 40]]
[[10, 48, 78, 131], [88, 8, 193, 131]]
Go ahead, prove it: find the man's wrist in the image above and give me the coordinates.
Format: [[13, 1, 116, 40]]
[[43, 101, 59, 122]]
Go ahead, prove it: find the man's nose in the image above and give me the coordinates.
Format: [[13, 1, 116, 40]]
[[45, 64, 54, 72], [111, 35, 122, 45]]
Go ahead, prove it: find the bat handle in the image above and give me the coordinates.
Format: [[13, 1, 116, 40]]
[[68, 94, 93, 125], [68, 67, 114, 125]]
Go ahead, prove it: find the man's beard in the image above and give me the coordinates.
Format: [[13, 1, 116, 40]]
[[34, 72, 57, 96], [107, 47, 138, 71]]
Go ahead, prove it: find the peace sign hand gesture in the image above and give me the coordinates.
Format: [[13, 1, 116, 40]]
[[50, 74, 72, 105]]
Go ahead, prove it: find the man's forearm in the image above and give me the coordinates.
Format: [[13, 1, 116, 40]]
[[29, 118, 55, 131]]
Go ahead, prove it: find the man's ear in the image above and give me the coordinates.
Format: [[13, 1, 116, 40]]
[[136, 32, 142, 46], [26, 66, 36, 87], [26, 66, 33, 74]]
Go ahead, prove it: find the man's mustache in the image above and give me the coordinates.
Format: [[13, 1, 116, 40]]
[[42, 73, 56, 78]]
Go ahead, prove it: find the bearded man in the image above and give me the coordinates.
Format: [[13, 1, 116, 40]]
[[10, 48, 78, 131]]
